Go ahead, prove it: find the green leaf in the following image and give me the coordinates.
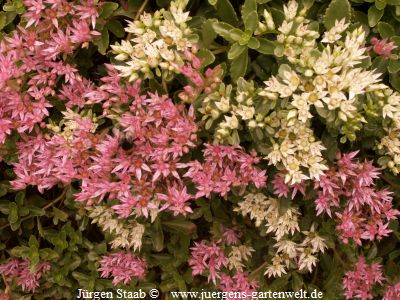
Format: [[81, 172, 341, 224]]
[[270, 7, 284, 27], [367, 244, 378, 260], [15, 190, 25, 206], [247, 37, 260, 49], [239, 30, 252, 45], [390, 72, 400, 91], [0, 183, 8, 197], [201, 19, 217, 47], [392, 36, 400, 47], [53, 207, 68, 224], [243, 10, 259, 32], [94, 28, 109, 55], [215, 0, 239, 25], [197, 49, 215, 67], [230, 48, 248, 81], [0, 12, 6, 31], [228, 43, 246, 60], [377, 22, 395, 38], [151, 217, 164, 252], [8, 202, 18, 223], [229, 28, 243, 41], [375, 0, 387, 10], [212, 22, 236, 42], [99, 2, 119, 19], [9, 246, 30, 258], [371, 56, 389, 74], [257, 38, 276, 54], [323, 0, 351, 30], [19, 207, 29, 217], [162, 219, 196, 234], [27, 205, 45, 217], [388, 59, 400, 73], [241, 0, 257, 19], [106, 19, 125, 38], [368, 6, 384, 27]]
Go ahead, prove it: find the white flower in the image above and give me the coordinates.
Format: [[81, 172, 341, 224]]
[[265, 255, 287, 278], [274, 239, 298, 258], [283, 0, 298, 21], [222, 115, 239, 129], [301, 224, 328, 254], [263, 9, 275, 30], [298, 250, 318, 273], [234, 104, 255, 120], [170, 1, 190, 24], [321, 19, 349, 44], [228, 245, 255, 271], [215, 97, 230, 112], [266, 143, 283, 165]]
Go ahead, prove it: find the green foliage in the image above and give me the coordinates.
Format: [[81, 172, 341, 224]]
[[1, 0, 400, 298], [323, 0, 352, 29]]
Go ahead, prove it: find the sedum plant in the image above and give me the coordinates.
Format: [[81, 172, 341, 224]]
[[1, 0, 400, 299]]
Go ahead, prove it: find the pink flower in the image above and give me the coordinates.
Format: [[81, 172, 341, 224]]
[[314, 152, 399, 245], [98, 253, 147, 286], [221, 227, 241, 246], [0, 258, 50, 293], [343, 256, 384, 300], [188, 241, 229, 284], [157, 185, 193, 216], [70, 20, 100, 46], [273, 172, 305, 199], [370, 37, 397, 59], [219, 272, 259, 299], [183, 144, 266, 199], [383, 282, 400, 300]]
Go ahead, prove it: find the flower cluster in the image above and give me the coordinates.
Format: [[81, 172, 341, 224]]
[[189, 228, 257, 289], [374, 88, 400, 174], [258, 1, 392, 183], [264, 117, 327, 184], [314, 151, 399, 245], [188, 241, 229, 284], [342, 256, 384, 300], [198, 78, 259, 145], [180, 144, 266, 199], [98, 252, 147, 285], [0, 258, 50, 293], [227, 245, 254, 272], [75, 90, 198, 219], [11, 110, 99, 193], [0, 0, 100, 149], [234, 193, 326, 277], [219, 272, 259, 299], [264, 224, 327, 278], [383, 281, 400, 300], [87, 205, 145, 250], [238, 194, 301, 240], [370, 37, 397, 59], [272, 172, 305, 199], [178, 60, 223, 104], [111, 0, 197, 81]]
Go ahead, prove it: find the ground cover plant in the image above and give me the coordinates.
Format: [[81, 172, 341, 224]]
[[1, 0, 400, 299]]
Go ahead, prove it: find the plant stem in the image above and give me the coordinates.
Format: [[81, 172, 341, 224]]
[[248, 261, 269, 280], [381, 174, 400, 190], [162, 77, 168, 94], [212, 47, 228, 55], [127, 0, 150, 40], [135, 0, 150, 21], [0, 188, 67, 231]]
